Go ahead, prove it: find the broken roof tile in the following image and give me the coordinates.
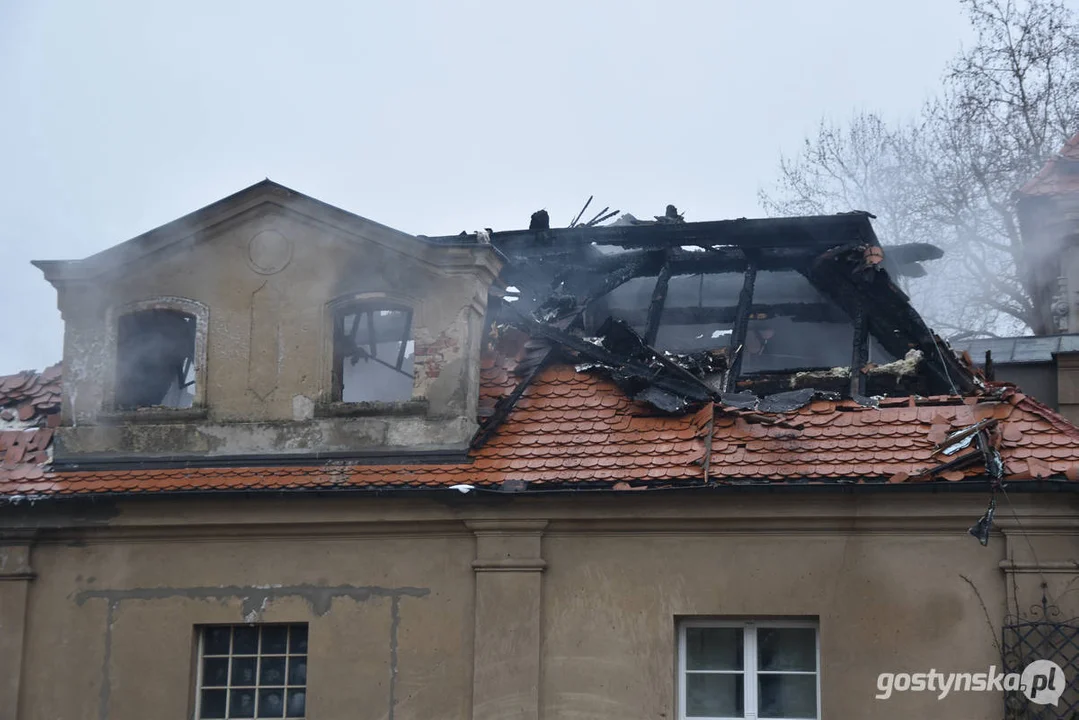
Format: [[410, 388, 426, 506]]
[[4, 355, 1079, 498]]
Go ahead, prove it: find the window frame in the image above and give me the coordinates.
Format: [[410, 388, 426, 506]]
[[193, 623, 308, 719], [324, 293, 418, 405], [104, 296, 209, 412], [678, 619, 821, 720]]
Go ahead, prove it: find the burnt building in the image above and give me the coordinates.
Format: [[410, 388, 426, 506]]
[[2, 180, 1078, 720]]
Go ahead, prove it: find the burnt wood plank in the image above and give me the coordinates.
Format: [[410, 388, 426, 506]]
[[644, 253, 673, 345], [726, 260, 759, 391], [850, 298, 868, 397]]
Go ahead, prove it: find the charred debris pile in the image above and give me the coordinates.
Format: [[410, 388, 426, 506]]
[[432, 206, 987, 445]]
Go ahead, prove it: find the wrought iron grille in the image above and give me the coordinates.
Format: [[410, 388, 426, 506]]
[[1002, 598, 1079, 719]]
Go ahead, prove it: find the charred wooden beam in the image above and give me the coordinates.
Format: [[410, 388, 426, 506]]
[[508, 245, 820, 276], [644, 253, 673, 345], [506, 311, 716, 404], [609, 302, 851, 328], [850, 298, 868, 397], [500, 247, 824, 320], [725, 260, 758, 391], [471, 349, 552, 449], [570, 195, 593, 228], [588, 250, 666, 299], [802, 253, 975, 395], [485, 213, 878, 254]]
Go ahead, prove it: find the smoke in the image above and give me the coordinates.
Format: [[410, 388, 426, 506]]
[[759, 0, 1079, 339]]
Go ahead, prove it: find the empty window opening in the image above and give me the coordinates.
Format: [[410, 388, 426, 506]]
[[599, 272, 743, 353], [655, 272, 742, 353], [679, 620, 820, 720], [589, 266, 898, 380], [196, 624, 308, 719], [740, 271, 852, 374], [333, 305, 414, 403], [115, 309, 197, 409]]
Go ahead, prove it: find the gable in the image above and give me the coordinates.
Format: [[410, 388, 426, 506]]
[[32, 180, 455, 288], [28, 182, 502, 451]]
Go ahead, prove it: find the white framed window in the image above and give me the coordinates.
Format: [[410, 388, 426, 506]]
[[195, 624, 308, 719], [678, 620, 819, 720]]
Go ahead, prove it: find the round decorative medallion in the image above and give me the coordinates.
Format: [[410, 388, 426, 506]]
[[247, 230, 293, 275]]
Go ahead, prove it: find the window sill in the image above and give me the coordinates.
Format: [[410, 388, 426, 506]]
[[314, 399, 429, 418], [98, 406, 209, 424]]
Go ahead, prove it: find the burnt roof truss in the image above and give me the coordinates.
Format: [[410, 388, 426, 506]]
[[471, 212, 968, 423]]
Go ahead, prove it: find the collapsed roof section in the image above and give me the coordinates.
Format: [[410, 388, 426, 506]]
[[435, 210, 973, 444]]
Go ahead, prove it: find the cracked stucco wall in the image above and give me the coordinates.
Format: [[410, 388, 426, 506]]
[[7, 492, 1079, 720], [19, 527, 475, 720]]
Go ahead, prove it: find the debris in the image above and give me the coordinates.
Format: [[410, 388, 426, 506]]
[[790, 366, 849, 388], [456, 206, 979, 445], [448, 484, 474, 494], [942, 434, 976, 456], [569, 196, 593, 228], [564, 318, 721, 412], [584, 207, 619, 227], [611, 213, 645, 226], [881, 242, 945, 278], [655, 204, 685, 223], [968, 497, 996, 546], [757, 388, 840, 414], [866, 349, 924, 378], [719, 392, 759, 410], [529, 210, 550, 231], [931, 418, 996, 457]]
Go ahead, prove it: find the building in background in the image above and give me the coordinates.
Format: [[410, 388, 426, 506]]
[[2, 181, 1078, 720], [953, 132, 1079, 424]]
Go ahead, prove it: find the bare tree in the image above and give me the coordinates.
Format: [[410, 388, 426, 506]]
[[761, 0, 1079, 338]]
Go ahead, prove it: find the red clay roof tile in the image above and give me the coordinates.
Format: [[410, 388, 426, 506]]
[[4, 358, 1079, 497], [1021, 132, 1079, 195]]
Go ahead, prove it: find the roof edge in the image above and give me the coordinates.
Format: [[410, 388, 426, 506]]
[[30, 179, 499, 284], [3, 476, 1075, 507], [48, 448, 471, 472]]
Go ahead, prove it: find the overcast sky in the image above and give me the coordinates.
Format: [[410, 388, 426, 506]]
[[0, 0, 981, 374]]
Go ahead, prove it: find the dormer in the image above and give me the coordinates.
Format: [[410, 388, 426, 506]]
[[33, 181, 501, 463]]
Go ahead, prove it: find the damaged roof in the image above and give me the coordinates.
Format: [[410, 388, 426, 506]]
[[467, 207, 973, 418], [5, 204, 1079, 500], [3, 349, 1079, 498]]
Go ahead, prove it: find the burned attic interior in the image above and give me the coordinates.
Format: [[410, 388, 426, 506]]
[[458, 209, 973, 441], [332, 303, 415, 403], [114, 308, 197, 409]]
